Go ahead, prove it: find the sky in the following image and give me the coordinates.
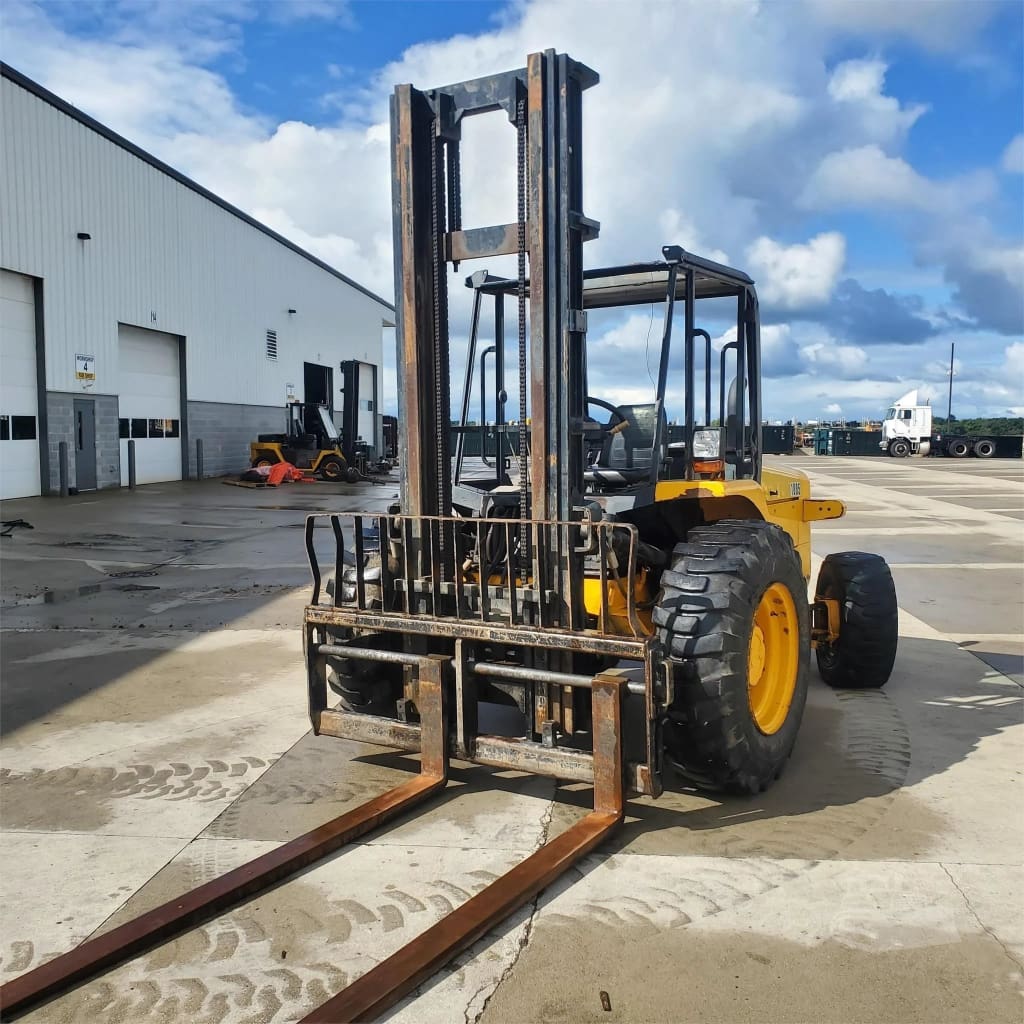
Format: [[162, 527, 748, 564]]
[[2, 0, 1022, 423]]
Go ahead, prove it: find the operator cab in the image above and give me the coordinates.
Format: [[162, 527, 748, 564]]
[[454, 247, 762, 508]]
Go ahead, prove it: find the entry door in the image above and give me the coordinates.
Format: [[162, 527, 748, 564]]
[[73, 399, 97, 491]]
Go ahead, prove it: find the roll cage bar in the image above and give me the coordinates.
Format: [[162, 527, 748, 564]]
[[456, 246, 763, 488]]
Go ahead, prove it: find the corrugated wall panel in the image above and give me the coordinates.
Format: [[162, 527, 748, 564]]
[[1, 76, 389, 411]]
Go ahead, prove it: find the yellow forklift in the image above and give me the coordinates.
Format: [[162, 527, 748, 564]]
[[249, 401, 358, 482]]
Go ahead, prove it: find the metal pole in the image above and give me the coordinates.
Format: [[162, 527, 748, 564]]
[[196, 438, 204, 480], [127, 439, 137, 490], [58, 441, 69, 497], [946, 341, 955, 427], [683, 270, 696, 480]]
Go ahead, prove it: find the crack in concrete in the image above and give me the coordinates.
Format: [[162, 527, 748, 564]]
[[467, 784, 557, 1024], [941, 863, 1023, 972]]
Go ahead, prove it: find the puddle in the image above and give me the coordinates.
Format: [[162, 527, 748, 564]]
[[2, 582, 160, 607]]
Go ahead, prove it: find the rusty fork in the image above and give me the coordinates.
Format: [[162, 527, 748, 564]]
[[0, 669, 626, 1024], [0, 654, 451, 1021]]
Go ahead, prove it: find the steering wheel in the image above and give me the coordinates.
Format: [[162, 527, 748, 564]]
[[586, 396, 631, 433], [584, 397, 631, 464]]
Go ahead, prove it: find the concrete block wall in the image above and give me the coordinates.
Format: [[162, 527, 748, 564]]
[[186, 400, 287, 477], [45, 392, 120, 492]]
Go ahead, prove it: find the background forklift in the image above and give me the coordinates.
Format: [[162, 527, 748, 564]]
[[250, 401, 358, 482]]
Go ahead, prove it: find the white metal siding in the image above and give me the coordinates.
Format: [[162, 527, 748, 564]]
[[117, 324, 182, 484], [0, 77, 387, 415], [0, 269, 40, 498]]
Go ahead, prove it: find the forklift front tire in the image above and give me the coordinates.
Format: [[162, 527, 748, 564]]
[[655, 521, 810, 795]]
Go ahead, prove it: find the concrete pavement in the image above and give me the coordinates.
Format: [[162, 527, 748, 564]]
[[1, 455, 1021, 1023]]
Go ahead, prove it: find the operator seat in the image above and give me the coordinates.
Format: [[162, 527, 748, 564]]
[[584, 403, 664, 489]]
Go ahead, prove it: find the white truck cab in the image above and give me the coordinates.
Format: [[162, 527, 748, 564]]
[[880, 389, 932, 457]]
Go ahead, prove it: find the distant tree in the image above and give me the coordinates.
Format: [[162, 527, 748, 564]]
[[932, 416, 1023, 436]]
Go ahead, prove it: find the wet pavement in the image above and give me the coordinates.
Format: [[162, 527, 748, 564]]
[[1, 455, 1021, 1023]]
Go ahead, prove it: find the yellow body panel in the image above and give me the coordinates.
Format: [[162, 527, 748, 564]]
[[582, 570, 654, 635], [249, 442, 345, 474], [653, 467, 844, 579]]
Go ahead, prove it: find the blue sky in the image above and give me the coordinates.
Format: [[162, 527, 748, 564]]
[[3, 0, 1022, 422]]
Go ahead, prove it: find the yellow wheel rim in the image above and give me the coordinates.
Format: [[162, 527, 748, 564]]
[[747, 581, 799, 735]]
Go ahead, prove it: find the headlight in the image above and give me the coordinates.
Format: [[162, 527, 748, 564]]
[[691, 429, 721, 458]]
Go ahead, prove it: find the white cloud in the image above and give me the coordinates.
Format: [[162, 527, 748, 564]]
[[1001, 134, 1024, 174], [827, 59, 927, 141], [1003, 341, 1024, 381], [745, 233, 846, 309], [805, 0, 1001, 53], [800, 145, 995, 214], [800, 341, 870, 379], [823, 402, 843, 415]]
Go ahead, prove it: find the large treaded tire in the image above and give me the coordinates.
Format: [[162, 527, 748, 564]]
[[653, 520, 810, 795], [815, 552, 897, 689], [326, 632, 402, 714]]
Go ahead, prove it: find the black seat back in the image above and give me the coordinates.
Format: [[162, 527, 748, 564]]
[[597, 403, 663, 473]]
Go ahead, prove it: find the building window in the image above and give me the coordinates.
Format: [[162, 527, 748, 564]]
[[148, 419, 165, 438], [11, 416, 36, 440], [0, 416, 8, 441], [165, 419, 180, 438], [131, 418, 147, 438], [119, 418, 130, 439], [266, 329, 278, 360]]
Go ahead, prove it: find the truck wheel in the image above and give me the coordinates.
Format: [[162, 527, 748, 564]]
[[814, 553, 897, 689], [326, 632, 403, 714], [653, 520, 810, 795], [318, 457, 346, 481], [947, 439, 969, 458], [974, 439, 995, 458], [888, 439, 910, 458]]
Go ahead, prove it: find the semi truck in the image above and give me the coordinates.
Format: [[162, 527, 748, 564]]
[[880, 389, 999, 458]]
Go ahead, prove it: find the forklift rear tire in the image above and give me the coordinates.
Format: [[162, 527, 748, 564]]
[[654, 521, 810, 795], [318, 457, 346, 481], [253, 456, 276, 468], [888, 440, 910, 458], [814, 552, 897, 689], [345, 466, 360, 483]]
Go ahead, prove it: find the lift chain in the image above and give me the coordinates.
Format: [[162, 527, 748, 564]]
[[516, 96, 529, 570], [430, 119, 451, 530]]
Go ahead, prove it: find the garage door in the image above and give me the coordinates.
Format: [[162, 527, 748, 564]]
[[0, 270, 41, 500], [117, 324, 182, 485]]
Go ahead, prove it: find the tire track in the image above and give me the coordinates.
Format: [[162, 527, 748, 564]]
[[0, 758, 270, 807], [5, 868, 506, 1023]]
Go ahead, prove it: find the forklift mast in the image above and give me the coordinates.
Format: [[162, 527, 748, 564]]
[[392, 51, 598, 525]]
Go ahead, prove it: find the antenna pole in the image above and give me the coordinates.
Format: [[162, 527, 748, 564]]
[[946, 342, 955, 426]]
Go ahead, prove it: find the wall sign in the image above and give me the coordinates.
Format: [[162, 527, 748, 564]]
[[75, 353, 96, 382]]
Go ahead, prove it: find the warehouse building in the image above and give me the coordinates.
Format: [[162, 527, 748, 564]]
[[0, 63, 393, 500]]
